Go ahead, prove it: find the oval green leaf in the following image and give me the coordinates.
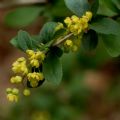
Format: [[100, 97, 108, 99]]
[[82, 30, 98, 51], [43, 52, 63, 85], [100, 34, 120, 57], [5, 6, 44, 27], [90, 18, 120, 35], [39, 22, 58, 44], [64, 0, 90, 17]]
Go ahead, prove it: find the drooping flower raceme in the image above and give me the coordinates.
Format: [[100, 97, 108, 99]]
[[6, 11, 93, 102], [12, 57, 28, 75], [57, 11, 92, 52], [6, 50, 46, 102]]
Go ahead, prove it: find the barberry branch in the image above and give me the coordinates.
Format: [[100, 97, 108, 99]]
[[53, 33, 73, 46]]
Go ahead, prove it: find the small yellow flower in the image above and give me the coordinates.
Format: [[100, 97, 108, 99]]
[[6, 88, 19, 102], [26, 50, 35, 57], [64, 40, 73, 48], [64, 17, 72, 27], [55, 22, 64, 31], [12, 57, 26, 68], [85, 11, 92, 21], [71, 15, 79, 23], [26, 50, 45, 62], [72, 45, 78, 52], [7, 93, 18, 102], [30, 80, 39, 88], [27, 72, 44, 82], [26, 50, 36, 60], [17, 57, 26, 62], [12, 88, 19, 95], [40, 53, 46, 61], [10, 76, 22, 84], [21, 65, 28, 74], [23, 89, 31, 96], [82, 15, 89, 22], [80, 18, 89, 30], [30, 59, 40, 68], [35, 51, 45, 61], [12, 58, 28, 75], [6, 88, 12, 93], [7, 93, 15, 102], [69, 24, 82, 35]]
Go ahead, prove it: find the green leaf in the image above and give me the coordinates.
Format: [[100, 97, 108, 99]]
[[117, 17, 120, 24], [17, 30, 31, 51], [104, 0, 119, 13], [50, 0, 72, 17], [10, 37, 20, 49], [39, 22, 58, 44], [64, 0, 90, 17], [54, 28, 67, 40], [82, 30, 98, 51], [101, 34, 120, 57], [10, 32, 39, 51], [43, 52, 63, 85], [50, 46, 63, 58], [17, 30, 39, 51], [5, 6, 44, 27], [90, 18, 120, 35], [98, 0, 118, 16], [112, 0, 120, 10], [90, 0, 99, 16]]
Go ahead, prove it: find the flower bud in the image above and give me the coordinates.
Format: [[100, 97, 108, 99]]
[[23, 89, 31, 96], [64, 40, 73, 48], [12, 88, 19, 95], [86, 11, 92, 21], [6, 88, 12, 93], [30, 59, 40, 68], [72, 45, 78, 52]]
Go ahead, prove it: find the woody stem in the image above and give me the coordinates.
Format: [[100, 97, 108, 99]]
[[52, 33, 73, 46]]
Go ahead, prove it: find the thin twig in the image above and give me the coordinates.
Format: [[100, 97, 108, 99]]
[[53, 33, 73, 46]]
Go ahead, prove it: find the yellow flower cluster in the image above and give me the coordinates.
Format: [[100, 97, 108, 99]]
[[27, 72, 44, 87], [64, 11, 92, 35], [6, 50, 45, 102], [12, 57, 28, 75], [26, 50, 45, 68], [10, 76, 22, 83], [6, 88, 19, 102]]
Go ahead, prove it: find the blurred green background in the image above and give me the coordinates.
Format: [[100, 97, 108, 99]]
[[0, 0, 120, 120]]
